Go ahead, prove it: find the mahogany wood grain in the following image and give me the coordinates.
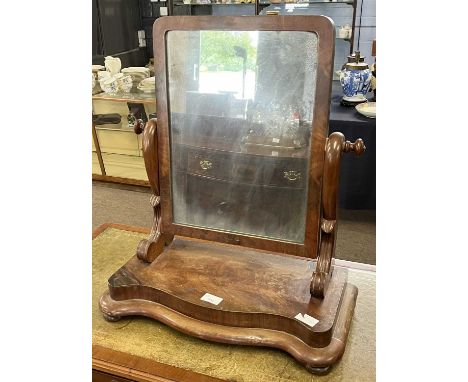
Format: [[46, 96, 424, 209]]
[[103, 236, 348, 347], [136, 119, 173, 263], [100, 278, 357, 372], [311, 133, 366, 298]]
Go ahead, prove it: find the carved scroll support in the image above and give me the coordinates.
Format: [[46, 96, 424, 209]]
[[135, 118, 174, 263], [310, 133, 365, 298]]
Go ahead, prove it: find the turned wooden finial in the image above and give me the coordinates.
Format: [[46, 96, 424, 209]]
[[343, 138, 365, 155]]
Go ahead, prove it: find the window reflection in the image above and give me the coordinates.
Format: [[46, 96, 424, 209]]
[[167, 30, 318, 243]]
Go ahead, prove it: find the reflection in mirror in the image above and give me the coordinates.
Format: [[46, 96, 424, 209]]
[[167, 30, 318, 243]]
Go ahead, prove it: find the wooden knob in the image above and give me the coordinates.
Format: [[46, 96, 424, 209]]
[[343, 138, 365, 156], [133, 119, 144, 135]]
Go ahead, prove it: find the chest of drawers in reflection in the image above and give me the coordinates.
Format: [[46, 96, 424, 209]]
[[170, 111, 312, 244]]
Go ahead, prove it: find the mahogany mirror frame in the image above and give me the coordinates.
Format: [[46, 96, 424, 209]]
[[153, 15, 336, 259], [100, 16, 365, 373]]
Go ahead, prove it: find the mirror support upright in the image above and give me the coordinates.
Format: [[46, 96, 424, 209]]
[[311, 133, 365, 298], [134, 118, 174, 263]]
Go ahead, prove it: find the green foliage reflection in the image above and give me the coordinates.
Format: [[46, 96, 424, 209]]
[[200, 31, 257, 72]]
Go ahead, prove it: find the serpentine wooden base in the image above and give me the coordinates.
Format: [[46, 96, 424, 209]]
[[100, 237, 358, 373]]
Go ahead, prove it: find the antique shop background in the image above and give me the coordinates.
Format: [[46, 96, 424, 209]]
[[92, 0, 376, 265]]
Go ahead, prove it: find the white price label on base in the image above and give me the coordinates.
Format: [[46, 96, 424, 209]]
[[295, 313, 319, 328], [200, 293, 223, 306]]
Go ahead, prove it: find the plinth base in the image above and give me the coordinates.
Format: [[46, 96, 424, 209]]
[[100, 237, 358, 373]]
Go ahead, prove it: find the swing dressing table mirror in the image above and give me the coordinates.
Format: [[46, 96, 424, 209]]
[[100, 15, 365, 374]]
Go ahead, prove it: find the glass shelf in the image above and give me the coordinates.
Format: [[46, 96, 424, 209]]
[[92, 91, 156, 105]]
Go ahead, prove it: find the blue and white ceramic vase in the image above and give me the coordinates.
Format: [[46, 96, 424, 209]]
[[339, 52, 372, 104]]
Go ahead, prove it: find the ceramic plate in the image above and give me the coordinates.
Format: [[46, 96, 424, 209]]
[[137, 87, 155, 93], [139, 76, 156, 84], [122, 67, 150, 73], [356, 102, 376, 118]]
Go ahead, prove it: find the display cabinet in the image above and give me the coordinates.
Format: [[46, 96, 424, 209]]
[[100, 15, 365, 374], [92, 93, 155, 185]]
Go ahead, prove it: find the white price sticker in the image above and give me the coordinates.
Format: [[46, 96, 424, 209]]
[[295, 313, 319, 328], [272, 138, 280, 143], [200, 293, 223, 306], [271, 151, 279, 157]]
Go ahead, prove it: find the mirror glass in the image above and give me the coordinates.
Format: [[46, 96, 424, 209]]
[[167, 30, 318, 243]]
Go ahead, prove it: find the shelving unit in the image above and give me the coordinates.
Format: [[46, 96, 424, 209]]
[[92, 92, 155, 186], [168, 0, 357, 79], [258, 1, 357, 54]]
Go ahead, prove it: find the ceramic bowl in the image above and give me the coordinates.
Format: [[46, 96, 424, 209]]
[[355, 102, 376, 118], [139, 76, 155, 86], [118, 75, 133, 93], [128, 73, 148, 84], [137, 84, 155, 93], [99, 77, 119, 94], [122, 68, 150, 86]]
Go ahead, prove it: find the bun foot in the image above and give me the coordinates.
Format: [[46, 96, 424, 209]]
[[305, 365, 331, 375], [99, 291, 122, 322], [102, 311, 121, 322]]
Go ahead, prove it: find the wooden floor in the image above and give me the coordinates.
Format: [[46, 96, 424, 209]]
[[92, 181, 376, 264]]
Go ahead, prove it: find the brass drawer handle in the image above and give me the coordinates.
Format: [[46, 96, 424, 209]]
[[283, 170, 301, 181], [199, 160, 213, 170]]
